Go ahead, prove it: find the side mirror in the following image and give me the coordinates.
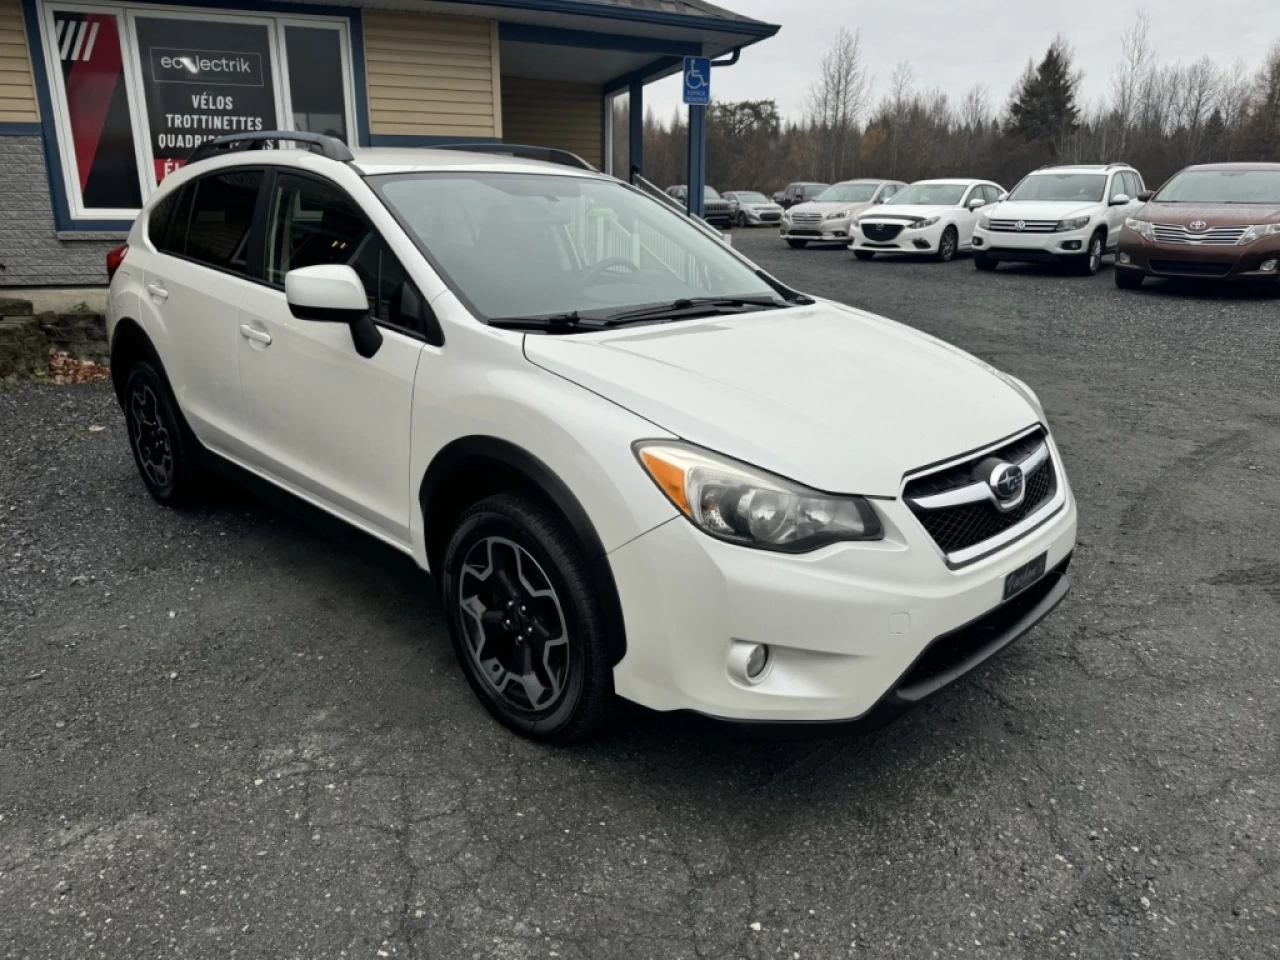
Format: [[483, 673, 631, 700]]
[[1110, 193, 1131, 206], [997, 192, 1008, 201], [285, 264, 383, 359], [1137, 190, 1154, 202], [968, 196, 985, 209]]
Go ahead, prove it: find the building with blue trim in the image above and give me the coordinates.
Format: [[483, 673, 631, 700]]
[[0, 0, 777, 287]]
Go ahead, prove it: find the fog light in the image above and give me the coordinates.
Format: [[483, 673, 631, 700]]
[[972, 236, 984, 248], [1062, 240, 1082, 251], [1118, 252, 1131, 265], [727, 641, 771, 684], [1262, 259, 1277, 272]]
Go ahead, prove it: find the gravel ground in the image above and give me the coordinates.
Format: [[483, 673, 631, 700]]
[[2, 231, 1278, 959]]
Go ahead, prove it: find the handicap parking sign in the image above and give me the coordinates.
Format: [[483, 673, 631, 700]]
[[683, 56, 711, 105]]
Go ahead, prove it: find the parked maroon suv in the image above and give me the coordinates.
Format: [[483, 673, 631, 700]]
[[1116, 162, 1280, 288]]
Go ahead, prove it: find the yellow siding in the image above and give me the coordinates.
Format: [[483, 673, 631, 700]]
[[501, 78, 603, 169], [0, 0, 37, 123], [364, 10, 499, 137]]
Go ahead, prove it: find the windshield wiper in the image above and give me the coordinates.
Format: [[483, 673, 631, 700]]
[[597, 296, 790, 327], [488, 311, 589, 331]]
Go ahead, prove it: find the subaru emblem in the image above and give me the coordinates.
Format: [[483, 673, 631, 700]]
[[989, 462, 1024, 503]]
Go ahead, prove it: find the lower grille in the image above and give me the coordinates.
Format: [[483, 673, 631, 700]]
[[862, 223, 904, 241], [758, 212, 781, 222], [904, 428, 1059, 560], [1149, 259, 1232, 277]]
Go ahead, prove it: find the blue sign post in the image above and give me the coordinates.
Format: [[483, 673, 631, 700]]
[[682, 56, 711, 106], [683, 57, 711, 218]]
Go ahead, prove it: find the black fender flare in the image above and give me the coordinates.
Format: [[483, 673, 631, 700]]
[[419, 436, 627, 665]]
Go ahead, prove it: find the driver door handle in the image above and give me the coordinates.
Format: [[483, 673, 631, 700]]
[[239, 324, 272, 345]]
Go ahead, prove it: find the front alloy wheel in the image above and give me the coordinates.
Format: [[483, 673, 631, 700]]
[[1076, 232, 1104, 275]]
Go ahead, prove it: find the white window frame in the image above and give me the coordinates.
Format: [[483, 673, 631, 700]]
[[37, 0, 359, 223]]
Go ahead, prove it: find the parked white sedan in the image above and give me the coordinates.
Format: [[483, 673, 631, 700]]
[[852, 179, 1006, 262]]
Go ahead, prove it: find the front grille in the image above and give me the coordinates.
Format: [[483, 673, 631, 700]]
[[758, 212, 781, 222], [904, 429, 1058, 558], [790, 212, 823, 224], [862, 223, 904, 241], [1149, 259, 1232, 277], [988, 219, 1058, 233], [1152, 223, 1247, 245]]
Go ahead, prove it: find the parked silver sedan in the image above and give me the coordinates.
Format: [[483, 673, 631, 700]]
[[723, 190, 784, 228]]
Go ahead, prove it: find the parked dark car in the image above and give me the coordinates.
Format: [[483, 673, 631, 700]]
[[723, 190, 783, 227], [1116, 162, 1280, 288], [778, 182, 831, 209], [666, 185, 734, 226]]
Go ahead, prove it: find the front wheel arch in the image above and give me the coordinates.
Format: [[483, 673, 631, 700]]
[[419, 436, 627, 666]]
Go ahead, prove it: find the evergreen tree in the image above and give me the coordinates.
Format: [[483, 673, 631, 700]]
[[1005, 37, 1082, 144]]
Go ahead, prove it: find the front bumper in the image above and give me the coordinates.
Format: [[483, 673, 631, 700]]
[[1116, 232, 1280, 279], [741, 208, 782, 226], [607, 475, 1078, 723], [780, 218, 853, 242], [971, 225, 1093, 261], [851, 220, 946, 253]]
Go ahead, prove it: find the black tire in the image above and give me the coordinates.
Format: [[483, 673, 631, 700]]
[[122, 360, 205, 506], [786, 239, 809, 249], [974, 254, 998, 271], [736, 211, 747, 228], [934, 226, 958, 262], [853, 250, 876, 261], [1115, 268, 1144, 289], [441, 492, 615, 743], [1073, 230, 1105, 275]]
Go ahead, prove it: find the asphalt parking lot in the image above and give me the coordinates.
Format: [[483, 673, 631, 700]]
[[3, 230, 1279, 960]]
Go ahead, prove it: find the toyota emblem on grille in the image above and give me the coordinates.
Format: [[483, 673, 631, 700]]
[[1190, 220, 1208, 231], [1015, 220, 1026, 232], [989, 462, 1024, 502]]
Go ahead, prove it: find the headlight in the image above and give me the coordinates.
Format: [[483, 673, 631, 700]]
[[1124, 217, 1156, 242], [824, 209, 851, 221], [635, 441, 882, 552], [905, 216, 940, 230], [1239, 223, 1280, 244], [979, 215, 993, 230], [1057, 216, 1090, 232]]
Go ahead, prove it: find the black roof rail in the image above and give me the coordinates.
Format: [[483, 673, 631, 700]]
[[188, 131, 354, 165], [430, 142, 597, 172]]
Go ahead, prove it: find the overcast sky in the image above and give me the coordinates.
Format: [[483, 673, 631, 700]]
[[644, 0, 1280, 121]]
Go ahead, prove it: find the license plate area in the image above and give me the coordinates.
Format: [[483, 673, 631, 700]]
[[1003, 551, 1047, 601]]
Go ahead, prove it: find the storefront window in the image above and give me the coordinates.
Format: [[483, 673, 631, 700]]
[[38, 1, 357, 223]]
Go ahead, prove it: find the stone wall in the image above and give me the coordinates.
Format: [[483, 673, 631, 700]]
[[0, 297, 108, 378], [0, 136, 125, 287]]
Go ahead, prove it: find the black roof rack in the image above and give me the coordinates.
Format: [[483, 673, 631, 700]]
[[430, 142, 597, 172], [188, 131, 354, 166]]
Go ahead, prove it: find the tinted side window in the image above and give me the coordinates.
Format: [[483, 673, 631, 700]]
[[160, 184, 195, 256], [1108, 174, 1127, 201], [1126, 171, 1142, 197], [350, 238, 414, 328], [147, 189, 178, 249], [186, 170, 262, 271]]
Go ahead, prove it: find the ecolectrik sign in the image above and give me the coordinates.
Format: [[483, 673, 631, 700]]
[[149, 47, 266, 86]]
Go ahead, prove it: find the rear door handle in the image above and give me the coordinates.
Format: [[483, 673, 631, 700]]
[[239, 324, 272, 345], [146, 283, 168, 301]]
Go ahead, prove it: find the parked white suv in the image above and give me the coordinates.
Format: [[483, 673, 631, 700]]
[[105, 132, 1077, 742], [971, 164, 1146, 274]]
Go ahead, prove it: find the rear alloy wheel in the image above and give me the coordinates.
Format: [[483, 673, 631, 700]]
[[934, 226, 958, 263], [442, 493, 614, 742], [1115, 267, 1144, 289], [974, 254, 998, 271], [123, 361, 205, 505], [1074, 231, 1105, 275], [853, 250, 876, 261], [786, 239, 809, 249]]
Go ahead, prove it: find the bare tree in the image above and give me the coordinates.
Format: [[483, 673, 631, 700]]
[[884, 61, 916, 178], [804, 27, 872, 181], [1110, 10, 1153, 156]]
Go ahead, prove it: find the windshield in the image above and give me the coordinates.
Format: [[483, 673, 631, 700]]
[[735, 192, 769, 203], [887, 183, 967, 206], [1008, 174, 1106, 203], [815, 183, 877, 203], [1154, 169, 1280, 204], [373, 173, 777, 323]]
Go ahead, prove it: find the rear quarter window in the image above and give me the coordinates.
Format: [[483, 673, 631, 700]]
[[147, 190, 178, 249]]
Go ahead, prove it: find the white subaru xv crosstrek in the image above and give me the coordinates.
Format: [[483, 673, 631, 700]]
[[105, 132, 1077, 742]]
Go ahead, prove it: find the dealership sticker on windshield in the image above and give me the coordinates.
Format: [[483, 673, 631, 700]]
[[1003, 551, 1047, 601]]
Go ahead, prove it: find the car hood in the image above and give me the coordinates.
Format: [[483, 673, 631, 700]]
[[858, 203, 954, 222], [789, 200, 874, 216], [743, 202, 782, 211], [984, 200, 1099, 221], [524, 301, 1038, 496], [1137, 201, 1280, 225]]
